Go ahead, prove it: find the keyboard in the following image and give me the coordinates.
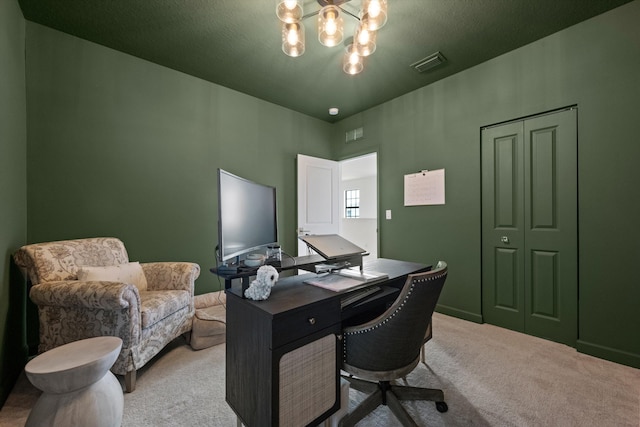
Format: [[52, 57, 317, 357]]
[[340, 286, 382, 308]]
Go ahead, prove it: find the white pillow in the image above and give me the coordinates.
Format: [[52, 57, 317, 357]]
[[77, 262, 148, 291]]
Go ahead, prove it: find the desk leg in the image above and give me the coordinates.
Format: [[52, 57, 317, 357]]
[[223, 277, 251, 299], [241, 277, 251, 297]]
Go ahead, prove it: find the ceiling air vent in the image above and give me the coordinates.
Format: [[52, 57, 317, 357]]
[[411, 52, 446, 73], [345, 127, 364, 143]]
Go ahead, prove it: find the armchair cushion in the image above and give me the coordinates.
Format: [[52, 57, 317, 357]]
[[77, 262, 148, 291], [139, 290, 191, 329]]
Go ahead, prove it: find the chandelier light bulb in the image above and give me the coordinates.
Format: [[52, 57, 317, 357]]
[[282, 22, 305, 57], [287, 30, 298, 45], [368, 0, 381, 18], [318, 5, 344, 47], [362, 0, 387, 31], [326, 19, 337, 36], [276, 0, 303, 24], [358, 28, 370, 45], [354, 22, 376, 56], [343, 44, 364, 75]]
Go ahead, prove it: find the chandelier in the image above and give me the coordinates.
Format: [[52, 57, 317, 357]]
[[276, 0, 388, 75]]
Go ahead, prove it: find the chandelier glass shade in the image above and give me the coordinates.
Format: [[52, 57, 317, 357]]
[[275, 0, 387, 74], [343, 43, 364, 75], [276, 0, 303, 23], [354, 22, 376, 56], [362, 0, 387, 30], [318, 5, 344, 47], [282, 22, 305, 57]]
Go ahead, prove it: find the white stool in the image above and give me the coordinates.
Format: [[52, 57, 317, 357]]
[[25, 336, 124, 427]]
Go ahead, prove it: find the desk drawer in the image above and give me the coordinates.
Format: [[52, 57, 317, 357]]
[[272, 300, 340, 349]]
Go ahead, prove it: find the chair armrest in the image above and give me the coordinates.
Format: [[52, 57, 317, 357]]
[[29, 280, 140, 311], [141, 262, 200, 293], [29, 280, 142, 352]]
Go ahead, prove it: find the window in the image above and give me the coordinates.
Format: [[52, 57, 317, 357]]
[[345, 189, 360, 218]]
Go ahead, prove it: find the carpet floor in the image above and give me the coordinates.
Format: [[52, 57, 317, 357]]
[[1, 313, 638, 426]]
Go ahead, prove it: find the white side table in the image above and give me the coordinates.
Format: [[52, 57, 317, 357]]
[[25, 336, 124, 427]]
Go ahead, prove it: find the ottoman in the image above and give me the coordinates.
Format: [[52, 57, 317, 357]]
[[190, 291, 227, 350]]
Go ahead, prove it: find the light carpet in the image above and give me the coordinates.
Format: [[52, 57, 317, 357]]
[[1, 313, 639, 426]]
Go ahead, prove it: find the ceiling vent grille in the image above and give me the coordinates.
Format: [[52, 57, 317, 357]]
[[411, 52, 446, 73]]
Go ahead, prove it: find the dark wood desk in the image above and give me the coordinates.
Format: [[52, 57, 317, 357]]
[[225, 258, 429, 427]]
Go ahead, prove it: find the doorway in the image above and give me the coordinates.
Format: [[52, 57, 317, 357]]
[[339, 153, 378, 259], [481, 108, 577, 346], [297, 153, 378, 259]]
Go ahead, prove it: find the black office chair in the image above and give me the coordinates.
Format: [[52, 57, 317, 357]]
[[339, 262, 448, 427]]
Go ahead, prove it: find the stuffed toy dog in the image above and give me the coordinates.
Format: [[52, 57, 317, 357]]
[[244, 265, 279, 300]]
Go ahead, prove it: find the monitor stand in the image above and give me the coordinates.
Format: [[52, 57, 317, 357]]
[[212, 252, 366, 297]]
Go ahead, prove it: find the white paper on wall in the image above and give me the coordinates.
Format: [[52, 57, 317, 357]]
[[404, 169, 445, 206]]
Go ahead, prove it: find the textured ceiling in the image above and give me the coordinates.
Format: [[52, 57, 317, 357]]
[[18, 0, 632, 123]]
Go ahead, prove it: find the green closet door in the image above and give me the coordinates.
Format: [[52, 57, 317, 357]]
[[481, 122, 526, 332], [482, 108, 577, 347]]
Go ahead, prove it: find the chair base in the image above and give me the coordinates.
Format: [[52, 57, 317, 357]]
[[339, 376, 447, 427]]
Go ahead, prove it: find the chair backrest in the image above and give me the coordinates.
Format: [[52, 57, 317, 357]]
[[14, 237, 129, 285], [342, 261, 448, 376]]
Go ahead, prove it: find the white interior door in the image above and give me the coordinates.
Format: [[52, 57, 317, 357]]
[[296, 154, 340, 256]]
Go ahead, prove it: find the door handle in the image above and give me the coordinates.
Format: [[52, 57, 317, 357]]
[[501, 236, 510, 244]]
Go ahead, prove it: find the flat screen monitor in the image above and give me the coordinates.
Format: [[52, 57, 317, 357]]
[[217, 169, 278, 263]]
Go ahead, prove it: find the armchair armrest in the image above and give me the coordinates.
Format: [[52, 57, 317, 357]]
[[141, 262, 200, 293], [29, 280, 142, 352], [29, 280, 141, 311]]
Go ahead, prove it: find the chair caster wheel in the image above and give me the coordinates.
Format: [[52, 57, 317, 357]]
[[436, 401, 448, 413]]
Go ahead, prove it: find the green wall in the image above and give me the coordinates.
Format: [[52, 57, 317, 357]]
[[333, 1, 640, 367], [25, 22, 333, 295], [0, 0, 27, 405]]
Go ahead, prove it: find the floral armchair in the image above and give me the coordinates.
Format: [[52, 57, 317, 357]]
[[14, 237, 200, 392]]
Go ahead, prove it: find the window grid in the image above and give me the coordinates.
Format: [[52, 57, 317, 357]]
[[345, 189, 360, 218]]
